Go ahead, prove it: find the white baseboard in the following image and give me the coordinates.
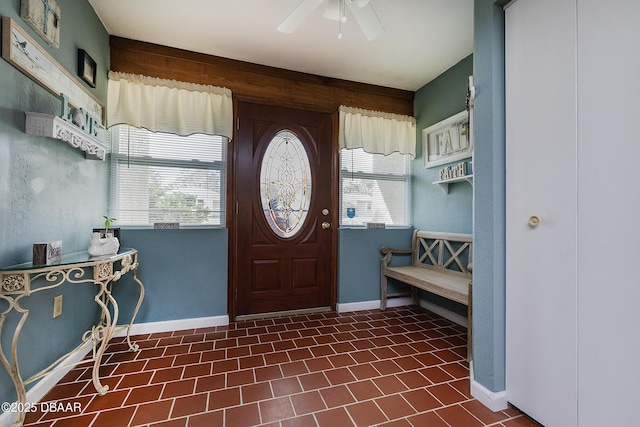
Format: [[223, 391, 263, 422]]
[[419, 299, 468, 327], [336, 297, 413, 313], [0, 341, 93, 427], [470, 361, 508, 412], [115, 315, 230, 337], [0, 315, 230, 427], [337, 298, 468, 330]]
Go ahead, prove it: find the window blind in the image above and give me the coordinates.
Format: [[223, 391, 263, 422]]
[[110, 125, 227, 227], [340, 148, 411, 227]]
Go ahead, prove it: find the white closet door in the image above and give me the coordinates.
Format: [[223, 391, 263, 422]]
[[505, 0, 578, 426], [577, 1, 640, 425]]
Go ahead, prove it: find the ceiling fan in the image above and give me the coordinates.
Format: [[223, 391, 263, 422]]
[[278, 0, 385, 41]]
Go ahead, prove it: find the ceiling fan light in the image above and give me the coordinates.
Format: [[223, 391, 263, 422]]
[[345, 0, 384, 41], [280, 0, 384, 41], [323, 0, 341, 21], [278, 0, 325, 33]]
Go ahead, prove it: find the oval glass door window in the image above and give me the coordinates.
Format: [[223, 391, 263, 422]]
[[260, 130, 312, 238]]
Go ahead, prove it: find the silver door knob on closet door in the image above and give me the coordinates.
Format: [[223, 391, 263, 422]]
[[528, 216, 541, 227], [322, 222, 331, 229]]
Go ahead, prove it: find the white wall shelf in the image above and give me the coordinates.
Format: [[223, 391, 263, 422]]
[[25, 112, 108, 160], [433, 174, 473, 194]]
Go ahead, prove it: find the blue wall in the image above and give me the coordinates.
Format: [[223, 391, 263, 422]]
[[412, 55, 473, 233], [0, 0, 110, 402], [114, 229, 229, 322], [339, 56, 473, 310], [0, 0, 505, 408], [408, 55, 473, 317], [338, 228, 414, 304], [472, 0, 507, 394]]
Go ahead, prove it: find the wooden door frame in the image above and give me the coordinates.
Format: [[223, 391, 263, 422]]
[[227, 97, 339, 321]]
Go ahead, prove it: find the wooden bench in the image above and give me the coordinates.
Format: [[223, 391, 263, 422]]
[[380, 230, 473, 357], [380, 230, 472, 310], [380, 230, 472, 309]]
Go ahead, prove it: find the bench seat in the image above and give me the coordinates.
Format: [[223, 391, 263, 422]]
[[382, 264, 469, 306], [380, 230, 473, 359]]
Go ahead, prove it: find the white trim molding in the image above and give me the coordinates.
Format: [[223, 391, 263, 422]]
[[337, 298, 468, 330], [419, 299, 467, 327], [470, 361, 508, 411], [0, 342, 93, 427], [0, 315, 230, 427], [337, 297, 413, 313], [116, 315, 230, 337]]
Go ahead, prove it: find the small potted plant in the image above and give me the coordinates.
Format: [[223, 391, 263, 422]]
[[89, 215, 120, 256], [101, 215, 117, 238], [93, 215, 120, 240]]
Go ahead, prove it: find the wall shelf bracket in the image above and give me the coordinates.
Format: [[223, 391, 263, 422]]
[[433, 174, 474, 194]]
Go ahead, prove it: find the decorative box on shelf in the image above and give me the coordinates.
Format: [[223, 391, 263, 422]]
[[24, 112, 109, 160]]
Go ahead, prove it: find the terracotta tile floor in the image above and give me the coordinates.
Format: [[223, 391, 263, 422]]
[[23, 306, 537, 426]]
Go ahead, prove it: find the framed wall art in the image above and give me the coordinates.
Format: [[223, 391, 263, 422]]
[[423, 111, 471, 168], [21, 0, 61, 48], [77, 49, 96, 87], [1, 17, 105, 125]]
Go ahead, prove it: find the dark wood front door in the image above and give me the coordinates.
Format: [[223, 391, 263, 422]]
[[231, 101, 335, 318]]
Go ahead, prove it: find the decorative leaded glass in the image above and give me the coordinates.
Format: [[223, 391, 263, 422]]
[[260, 131, 312, 238]]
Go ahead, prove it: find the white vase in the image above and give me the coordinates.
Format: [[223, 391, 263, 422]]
[[88, 232, 120, 256]]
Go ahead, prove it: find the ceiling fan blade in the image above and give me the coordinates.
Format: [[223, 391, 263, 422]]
[[277, 0, 325, 33], [346, 0, 384, 40], [323, 0, 341, 21]]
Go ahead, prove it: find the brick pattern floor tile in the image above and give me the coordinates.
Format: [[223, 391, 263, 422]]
[[21, 306, 533, 426]]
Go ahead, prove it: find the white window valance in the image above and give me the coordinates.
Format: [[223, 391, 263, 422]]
[[107, 71, 233, 139], [339, 106, 416, 158]]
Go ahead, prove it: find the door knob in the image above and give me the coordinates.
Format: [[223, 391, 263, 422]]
[[528, 216, 541, 227], [321, 222, 331, 229], [322, 209, 330, 216]]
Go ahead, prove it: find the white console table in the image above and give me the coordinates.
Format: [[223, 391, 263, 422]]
[[0, 248, 144, 426]]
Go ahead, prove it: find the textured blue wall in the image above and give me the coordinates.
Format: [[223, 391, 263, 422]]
[[0, 0, 110, 403], [338, 228, 414, 304], [410, 55, 473, 317], [0, 0, 505, 408], [472, 0, 506, 393], [339, 56, 474, 306], [336, 59, 477, 307], [412, 55, 473, 234], [114, 229, 229, 322], [115, 227, 413, 319]]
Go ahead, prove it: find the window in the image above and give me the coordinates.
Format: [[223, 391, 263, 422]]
[[110, 125, 227, 227], [340, 148, 411, 227], [260, 130, 312, 238]]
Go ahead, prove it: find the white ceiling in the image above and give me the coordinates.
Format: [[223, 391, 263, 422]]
[[88, 0, 473, 92]]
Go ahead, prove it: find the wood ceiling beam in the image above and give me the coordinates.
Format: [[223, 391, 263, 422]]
[[109, 36, 414, 116]]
